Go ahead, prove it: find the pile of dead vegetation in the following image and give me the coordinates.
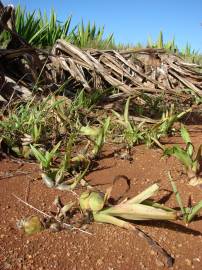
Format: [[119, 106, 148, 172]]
[[0, 1, 202, 106]]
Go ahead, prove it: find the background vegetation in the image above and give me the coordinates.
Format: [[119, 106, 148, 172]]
[[0, 5, 201, 64]]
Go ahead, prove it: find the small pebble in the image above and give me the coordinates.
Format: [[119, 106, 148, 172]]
[[193, 257, 200, 262], [139, 262, 145, 269], [155, 259, 165, 268], [3, 262, 11, 269], [96, 258, 103, 266], [185, 258, 192, 266], [150, 250, 157, 256], [49, 223, 61, 232]]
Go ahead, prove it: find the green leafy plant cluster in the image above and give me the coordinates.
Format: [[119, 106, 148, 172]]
[[112, 97, 190, 149], [72, 21, 114, 49], [143, 105, 191, 148], [168, 172, 202, 223], [30, 138, 90, 191], [0, 99, 50, 157], [112, 97, 144, 148], [164, 126, 202, 186], [147, 31, 201, 63], [0, 5, 114, 49]]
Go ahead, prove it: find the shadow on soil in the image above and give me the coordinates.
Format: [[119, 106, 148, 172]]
[[183, 111, 202, 125], [134, 220, 202, 236]]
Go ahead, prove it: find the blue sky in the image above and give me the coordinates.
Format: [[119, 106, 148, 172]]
[[3, 0, 202, 52]]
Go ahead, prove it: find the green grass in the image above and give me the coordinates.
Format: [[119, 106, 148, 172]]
[[111, 98, 190, 149], [71, 21, 114, 49], [14, 6, 73, 47], [168, 172, 202, 223], [164, 126, 202, 186], [1, 5, 114, 49]]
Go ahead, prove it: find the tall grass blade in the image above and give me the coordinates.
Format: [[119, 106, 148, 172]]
[[168, 172, 185, 216]]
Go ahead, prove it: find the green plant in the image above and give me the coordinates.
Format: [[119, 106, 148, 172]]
[[156, 105, 191, 135], [112, 97, 144, 147], [39, 9, 72, 47], [157, 31, 163, 49], [164, 126, 202, 186], [80, 117, 110, 158], [0, 96, 64, 157], [0, 92, 78, 159], [30, 141, 61, 171], [0, 30, 11, 48], [183, 88, 202, 105], [30, 136, 90, 190], [143, 127, 164, 149], [69, 89, 105, 115], [30, 141, 62, 188], [0, 102, 44, 157], [168, 172, 202, 223], [147, 31, 177, 53], [72, 21, 114, 49], [15, 6, 48, 46], [12, 6, 114, 49], [18, 216, 43, 235], [143, 106, 191, 149], [15, 5, 73, 47]]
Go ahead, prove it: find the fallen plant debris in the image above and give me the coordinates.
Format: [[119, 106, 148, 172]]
[[50, 40, 202, 97], [14, 182, 179, 267], [13, 193, 92, 235], [17, 215, 43, 235], [79, 183, 177, 268], [0, 2, 202, 106]]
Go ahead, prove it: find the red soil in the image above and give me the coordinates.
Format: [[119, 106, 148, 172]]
[[0, 125, 202, 270]]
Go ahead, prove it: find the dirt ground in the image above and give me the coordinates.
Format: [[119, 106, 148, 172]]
[[0, 125, 202, 270]]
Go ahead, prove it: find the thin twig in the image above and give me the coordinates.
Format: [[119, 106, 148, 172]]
[[24, 178, 31, 202], [0, 171, 33, 180], [12, 194, 92, 235], [133, 226, 174, 267], [1, 153, 37, 165], [68, 190, 79, 198]]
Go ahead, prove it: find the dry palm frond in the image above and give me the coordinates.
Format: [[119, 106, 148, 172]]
[[0, 1, 201, 106]]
